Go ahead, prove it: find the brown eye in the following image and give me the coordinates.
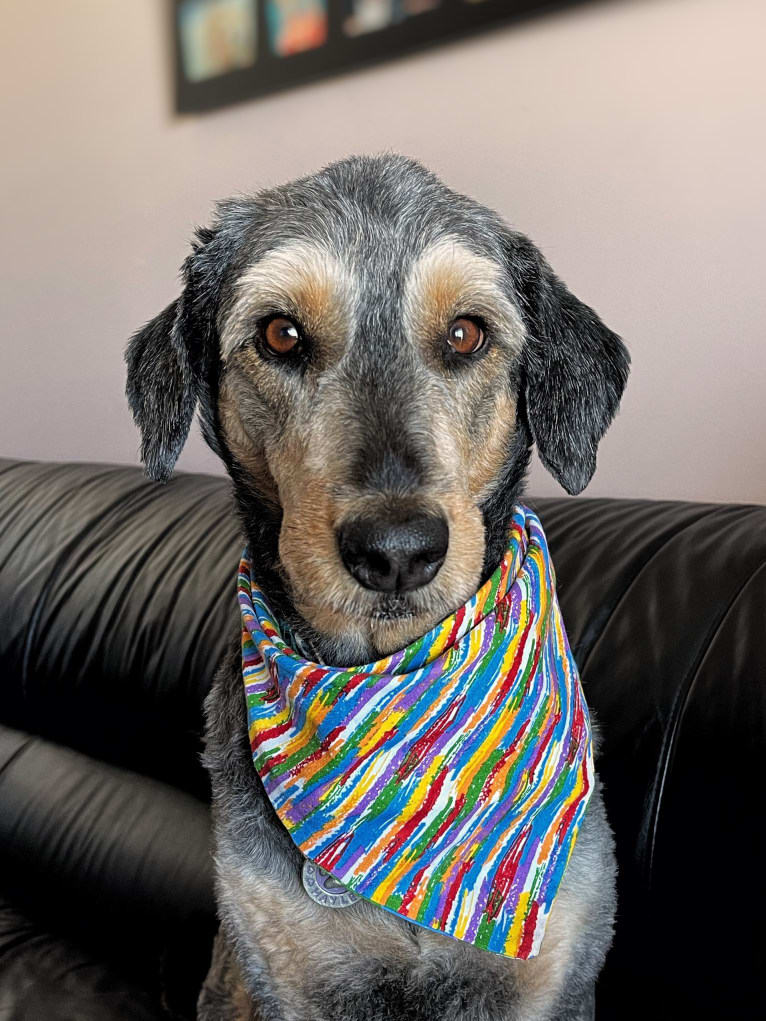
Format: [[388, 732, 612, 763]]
[[264, 316, 301, 355], [447, 317, 484, 355]]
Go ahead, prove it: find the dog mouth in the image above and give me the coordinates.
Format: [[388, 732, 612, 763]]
[[369, 595, 417, 622]]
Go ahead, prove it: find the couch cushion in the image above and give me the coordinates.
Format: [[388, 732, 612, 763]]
[[0, 722, 215, 1018], [0, 724, 214, 924]]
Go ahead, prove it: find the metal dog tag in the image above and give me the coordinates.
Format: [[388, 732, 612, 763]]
[[302, 859, 361, 909]]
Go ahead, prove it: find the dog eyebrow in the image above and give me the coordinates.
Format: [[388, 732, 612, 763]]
[[220, 242, 355, 358], [402, 238, 525, 351]]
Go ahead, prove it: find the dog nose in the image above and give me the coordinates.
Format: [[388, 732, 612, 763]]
[[337, 513, 449, 593]]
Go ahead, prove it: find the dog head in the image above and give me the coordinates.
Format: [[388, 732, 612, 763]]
[[126, 155, 629, 663]]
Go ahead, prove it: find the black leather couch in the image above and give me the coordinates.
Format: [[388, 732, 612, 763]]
[[1, 457, 764, 1020]]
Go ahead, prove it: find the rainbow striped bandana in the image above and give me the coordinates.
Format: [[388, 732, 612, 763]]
[[238, 505, 593, 960]]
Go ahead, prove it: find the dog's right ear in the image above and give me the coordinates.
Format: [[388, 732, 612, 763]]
[[126, 223, 229, 482], [125, 296, 197, 483]]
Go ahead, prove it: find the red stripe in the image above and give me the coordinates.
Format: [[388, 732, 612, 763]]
[[517, 899, 540, 959], [479, 719, 530, 800], [439, 857, 473, 927], [525, 709, 561, 780], [340, 728, 398, 784], [382, 769, 447, 864], [495, 595, 511, 632], [396, 697, 464, 781], [489, 615, 535, 713], [315, 831, 353, 871], [557, 760, 591, 839], [445, 604, 465, 648], [399, 862, 429, 915], [566, 700, 586, 764], [425, 792, 466, 850], [286, 725, 343, 778], [486, 824, 530, 919], [332, 670, 369, 704], [302, 666, 329, 696], [257, 717, 293, 743], [260, 749, 290, 772]]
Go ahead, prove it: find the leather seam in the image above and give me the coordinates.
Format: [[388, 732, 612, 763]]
[[0, 733, 35, 780]]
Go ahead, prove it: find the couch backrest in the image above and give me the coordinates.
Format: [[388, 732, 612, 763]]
[[0, 458, 240, 798]]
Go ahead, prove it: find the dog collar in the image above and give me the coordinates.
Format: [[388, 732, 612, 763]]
[[238, 506, 593, 960]]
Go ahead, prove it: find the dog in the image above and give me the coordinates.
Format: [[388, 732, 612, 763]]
[[125, 153, 629, 1021]]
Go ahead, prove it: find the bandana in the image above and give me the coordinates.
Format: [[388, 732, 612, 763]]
[[238, 506, 593, 960]]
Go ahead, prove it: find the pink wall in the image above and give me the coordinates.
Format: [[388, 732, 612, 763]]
[[2, 0, 764, 503]]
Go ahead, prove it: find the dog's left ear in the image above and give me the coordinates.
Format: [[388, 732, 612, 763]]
[[126, 227, 224, 482], [505, 233, 630, 495]]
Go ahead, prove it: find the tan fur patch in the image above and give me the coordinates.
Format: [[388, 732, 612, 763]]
[[220, 242, 356, 361], [402, 238, 525, 357], [219, 376, 280, 509], [463, 390, 518, 504]]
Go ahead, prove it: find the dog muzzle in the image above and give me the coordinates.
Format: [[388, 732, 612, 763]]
[[237, 505, 594, 960]]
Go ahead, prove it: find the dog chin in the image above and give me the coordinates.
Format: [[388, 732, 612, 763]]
[[303, 600, 442, 666], [364, 597, 448, 658]]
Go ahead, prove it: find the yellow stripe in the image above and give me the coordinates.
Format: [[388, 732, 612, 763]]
[[505, 890, 531, 954]]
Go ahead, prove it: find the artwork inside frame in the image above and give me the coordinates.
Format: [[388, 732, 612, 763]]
[[173, 0, 588, 112]]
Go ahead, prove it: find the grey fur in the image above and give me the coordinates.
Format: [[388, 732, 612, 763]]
[[125, 154, 628, 1020]]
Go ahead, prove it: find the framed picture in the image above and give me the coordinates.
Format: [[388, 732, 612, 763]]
[[173, 0, 582, 112]]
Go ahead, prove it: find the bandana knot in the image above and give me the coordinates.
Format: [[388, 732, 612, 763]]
[[239, 506, 593, 959]]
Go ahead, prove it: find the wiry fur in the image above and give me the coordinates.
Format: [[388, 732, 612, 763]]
[[125, 154, 629, 1020]]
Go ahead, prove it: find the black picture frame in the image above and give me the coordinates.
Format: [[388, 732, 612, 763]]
[[173, 0, 588, 113]]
